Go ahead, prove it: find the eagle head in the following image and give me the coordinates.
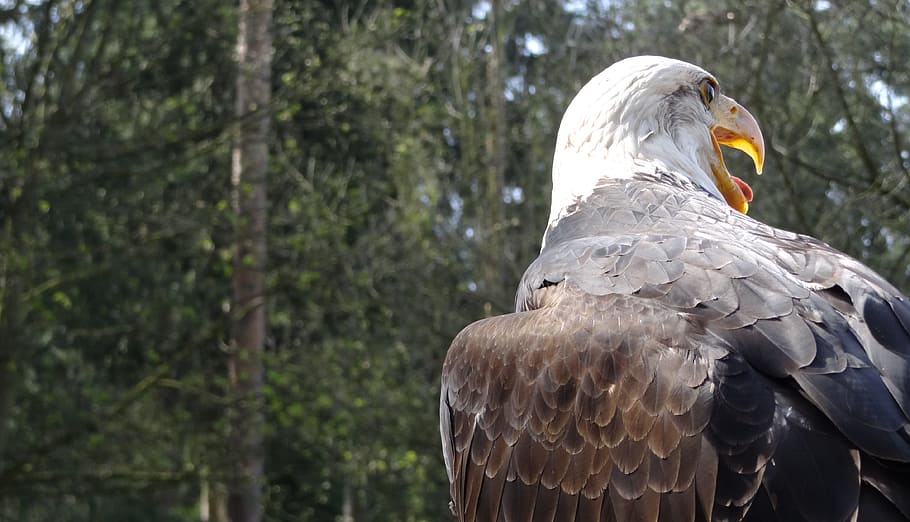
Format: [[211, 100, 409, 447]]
[[549, 56, 765, 224]]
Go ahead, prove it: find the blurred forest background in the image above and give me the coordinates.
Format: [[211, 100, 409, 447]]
[[1, 0, 909, 520]]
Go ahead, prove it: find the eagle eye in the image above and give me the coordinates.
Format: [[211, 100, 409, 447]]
[[699, 78, 717, 106]]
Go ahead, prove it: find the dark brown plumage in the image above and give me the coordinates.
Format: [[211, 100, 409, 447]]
[[439, 57, 910, 521]]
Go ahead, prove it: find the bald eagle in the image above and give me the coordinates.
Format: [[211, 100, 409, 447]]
[[439, 56, 910, 521]]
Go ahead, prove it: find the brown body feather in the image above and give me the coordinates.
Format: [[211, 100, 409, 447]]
[[440, 174, 910, 521]]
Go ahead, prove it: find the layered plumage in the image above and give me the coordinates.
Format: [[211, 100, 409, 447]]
[[439, 56, 910, 521]]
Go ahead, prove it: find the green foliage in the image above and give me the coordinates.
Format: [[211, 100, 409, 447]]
[[0, 0, 907, 520]]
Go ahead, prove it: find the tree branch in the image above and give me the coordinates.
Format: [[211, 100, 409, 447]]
[[801, 4, 881, 184]]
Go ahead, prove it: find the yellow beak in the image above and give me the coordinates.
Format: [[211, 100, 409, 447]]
[[708, 94, 765, 213]]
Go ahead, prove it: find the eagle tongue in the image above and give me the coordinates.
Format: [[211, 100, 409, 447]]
[[732, 176, 753, 202]]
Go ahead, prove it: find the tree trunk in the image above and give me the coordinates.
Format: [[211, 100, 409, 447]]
[[341, 476, 354, 522], [482, 0, 508, 313], [228, 0, 272, 521]]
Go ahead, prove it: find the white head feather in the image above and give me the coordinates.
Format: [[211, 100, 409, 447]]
[[547, 56, 725, 228]]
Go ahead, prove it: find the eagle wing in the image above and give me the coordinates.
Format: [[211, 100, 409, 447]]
[[440, 180, 910, 521]]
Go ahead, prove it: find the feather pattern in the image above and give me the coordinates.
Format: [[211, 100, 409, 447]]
[[441, 174, 910, 521], [440, 56, 910, 521]]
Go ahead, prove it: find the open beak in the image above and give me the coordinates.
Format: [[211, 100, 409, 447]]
[[708, 94, 765, 213]]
